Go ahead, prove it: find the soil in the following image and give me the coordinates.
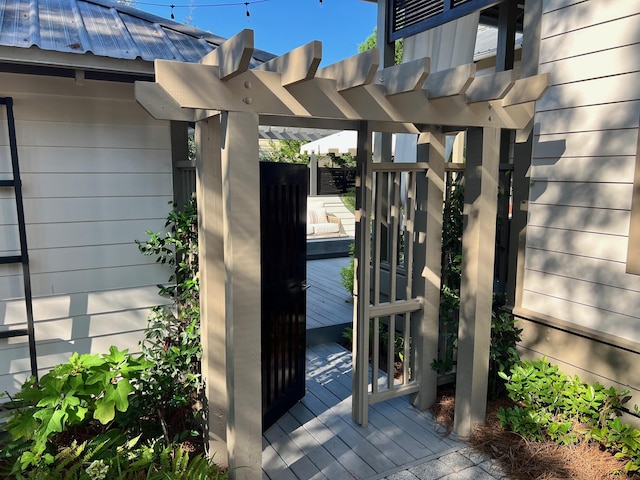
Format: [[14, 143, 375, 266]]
[[429, 389, 639, 480]]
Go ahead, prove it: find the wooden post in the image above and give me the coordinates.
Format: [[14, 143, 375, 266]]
[[220, 111, 262, 479], [309, 152, 318, 196], [196, 113, 263, 475], [412, 128, 445, 410], [508, 0, 542, 308], [195, 116, 228, 464], [352, 121, 373, 427], [453, 127, 501, 437]]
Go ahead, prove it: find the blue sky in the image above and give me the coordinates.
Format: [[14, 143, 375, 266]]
[[137, 0, 378, 66]]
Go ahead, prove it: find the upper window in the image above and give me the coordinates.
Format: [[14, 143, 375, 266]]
[[627, 125, 640, 275], [388, 0, 503, 42]]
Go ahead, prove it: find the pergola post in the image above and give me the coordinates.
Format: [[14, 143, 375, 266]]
[[197, 111, 262, 478], [220, 111, 262, 479], [453, 127, 501, 437], [411, 128, 445, 410], [352, 121, 374, 427], [195, 116, 228, 463]]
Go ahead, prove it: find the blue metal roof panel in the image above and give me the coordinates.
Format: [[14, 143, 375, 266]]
[[38, 0, 86, 53], [77, 1, 140, 59], [0, 0, 274, 67], [0, 0, 32, 48], [162, 27, 212, 63]]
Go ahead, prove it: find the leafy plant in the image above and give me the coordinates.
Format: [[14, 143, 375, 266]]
[[0, 198, 227, 478], [2, 348, 151, 471], [498, 358, 640, 473], [1, 429, 228, 479], [339, 243, 355, 296], [261, 139, 309, 164], [341, 187, 356, 214], [136, 197, 203, 441]]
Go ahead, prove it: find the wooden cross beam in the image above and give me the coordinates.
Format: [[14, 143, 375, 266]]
[[135, 30, 549, 131]]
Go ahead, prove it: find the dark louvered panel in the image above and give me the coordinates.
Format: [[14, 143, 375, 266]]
[[393, 0, 443, 32], [390, 0, 503, 41]]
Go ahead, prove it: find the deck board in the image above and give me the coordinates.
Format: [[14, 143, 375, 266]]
[[263, 342, 465, 479], [306, 258, 353, 330]]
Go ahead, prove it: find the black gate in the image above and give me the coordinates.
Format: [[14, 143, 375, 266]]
[[260, 162, 307, 431]]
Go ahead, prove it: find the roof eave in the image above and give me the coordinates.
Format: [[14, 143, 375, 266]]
[[0, 45, 155, 78]]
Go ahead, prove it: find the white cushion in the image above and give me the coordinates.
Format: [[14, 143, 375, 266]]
[[307, 207, 328, 225], [312, 223, 340, 235]]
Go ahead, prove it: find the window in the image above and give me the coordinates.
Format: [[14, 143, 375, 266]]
[[388, 0, 503, 41]]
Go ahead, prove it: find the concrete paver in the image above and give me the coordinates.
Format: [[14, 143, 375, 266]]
[[378, 441, 510, 480]]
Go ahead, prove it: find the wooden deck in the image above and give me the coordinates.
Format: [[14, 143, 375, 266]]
[[262, 342, 464, 480], [263, 258, 462, 479], [306, 257, 353, 331]]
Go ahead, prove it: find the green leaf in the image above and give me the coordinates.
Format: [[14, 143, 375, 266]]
[[6, 409, 39, 440], [106, 378, 135, 413], [103, 345, 128, 365], [94, 399, 116, 424]]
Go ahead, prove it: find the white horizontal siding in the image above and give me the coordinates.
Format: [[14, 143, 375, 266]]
[[0, 73, 175, 395], [541, 0, 639, 38], [522, 0, 640, 350], [0, 147, 172, 174], [0, 219, 168, 252], [530, 156, 636, 182], [526, 226, 628, 263], [528, 204, 630, 235], [538, 13, 640, 64]]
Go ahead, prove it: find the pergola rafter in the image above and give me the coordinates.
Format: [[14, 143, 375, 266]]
[[134, 28, 549, 480], [135, 28, 548, 131]]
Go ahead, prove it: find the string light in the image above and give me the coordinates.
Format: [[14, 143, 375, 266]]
[[133, 0, 269, 19]]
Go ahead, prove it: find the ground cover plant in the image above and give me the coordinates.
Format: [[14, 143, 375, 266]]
[[498, 359, 640, 475], [0, 198, 226, 479], [430, 359, 640, 479]]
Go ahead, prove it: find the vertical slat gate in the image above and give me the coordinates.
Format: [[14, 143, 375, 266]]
[[260, 162, 308, 431], [353, 152, 433, 426]]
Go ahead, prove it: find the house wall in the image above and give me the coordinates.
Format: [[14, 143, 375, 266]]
[[0, 72, 173, 394], [517, 0, 640, 406]]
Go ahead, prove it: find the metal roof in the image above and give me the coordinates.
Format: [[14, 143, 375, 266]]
[[0, 0, 274, 70]]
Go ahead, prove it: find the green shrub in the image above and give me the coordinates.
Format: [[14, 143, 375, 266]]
[[339, 244, 355, 296], [498, 358, 640, 473], [135, 197, 203, 440], [0, 198, 219, 478]]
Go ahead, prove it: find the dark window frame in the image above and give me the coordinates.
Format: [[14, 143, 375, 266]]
[[387, 0, 504, 42]]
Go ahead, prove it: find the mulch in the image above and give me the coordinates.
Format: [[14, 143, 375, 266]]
[[429, 389, 637, 480]]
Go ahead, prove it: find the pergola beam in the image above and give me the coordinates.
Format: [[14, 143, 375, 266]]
[[143, 48, 547, 130], [200, 29, 254, 80], [425, 63, 475, 98], [135, 81, 218, 121], [374, 57, 431, 95], [316, 47, 379, 91], [465, 69, 514, 103], [255, 40, 322, 86]]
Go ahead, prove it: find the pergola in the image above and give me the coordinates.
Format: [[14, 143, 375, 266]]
[[135, 29, 548, 480]]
